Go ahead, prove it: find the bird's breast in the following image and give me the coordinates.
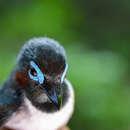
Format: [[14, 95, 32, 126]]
[[4, 80, 74, 130]]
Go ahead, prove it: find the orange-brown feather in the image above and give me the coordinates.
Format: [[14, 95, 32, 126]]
[[15, 71, 28, 87]]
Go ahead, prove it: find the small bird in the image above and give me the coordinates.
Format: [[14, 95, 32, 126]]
[[0, 38, 74, 130]]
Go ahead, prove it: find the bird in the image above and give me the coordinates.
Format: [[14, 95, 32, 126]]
[[0, 37, 74, 130]]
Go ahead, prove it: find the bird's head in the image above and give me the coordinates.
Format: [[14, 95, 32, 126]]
[[15, 38, 68, 111]]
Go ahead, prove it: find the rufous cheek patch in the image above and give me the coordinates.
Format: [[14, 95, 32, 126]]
[[15, 71, 28, 87]]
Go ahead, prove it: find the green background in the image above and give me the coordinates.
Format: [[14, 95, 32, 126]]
[[0, 0, 130, 130]]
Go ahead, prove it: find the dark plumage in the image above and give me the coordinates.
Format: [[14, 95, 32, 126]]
[[0, 37, 74, 130]]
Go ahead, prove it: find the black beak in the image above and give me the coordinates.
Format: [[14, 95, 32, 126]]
[[40, 86, 62, 109]]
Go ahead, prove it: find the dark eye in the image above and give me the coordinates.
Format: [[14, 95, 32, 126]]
[[30, 68, 37, 76], [28, 61, 44, 84]]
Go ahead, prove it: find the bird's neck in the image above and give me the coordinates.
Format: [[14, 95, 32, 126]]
[[24, 79, 73, 113], [5, 79, 74, 130], [25, 79, 74, 130]]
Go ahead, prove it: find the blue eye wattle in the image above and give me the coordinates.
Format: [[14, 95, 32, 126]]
[[28, 61, 44, 84], [61, 64, 68, 83]]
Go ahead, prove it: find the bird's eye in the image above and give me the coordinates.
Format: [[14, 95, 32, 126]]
[[28, 61, 44, 84], [30, 68, 37, 76]]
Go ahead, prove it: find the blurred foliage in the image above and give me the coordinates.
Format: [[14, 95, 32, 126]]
[[0, 0, 130, 130], [0, 0, 84, 46]]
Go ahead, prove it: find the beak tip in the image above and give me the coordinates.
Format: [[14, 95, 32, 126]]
[[56, 104, 61, 110], [41, 86, 62, 110], [52, 98, 62, 110]]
